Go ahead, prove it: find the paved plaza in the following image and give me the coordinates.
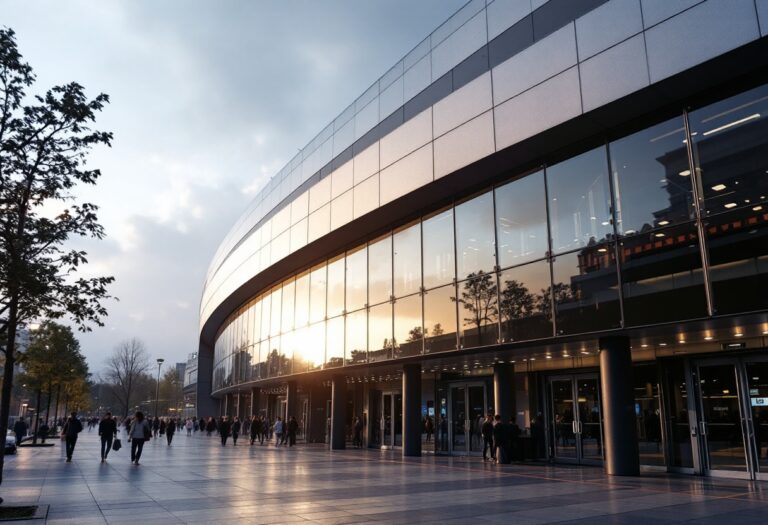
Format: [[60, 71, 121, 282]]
[[2, 431, 768, 524]]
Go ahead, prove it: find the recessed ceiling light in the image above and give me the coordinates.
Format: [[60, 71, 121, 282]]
[[724, 202, 737, 209], [754, 206, 763, 211], [641, 344, 648, 348], [763, 330, 768, 335], [679, 340, 686, 344], [678, 170, 691, 177], [654, 232, 665, 238], [625, 229, 636, 235], [734, 332, 744, 337], [704, 336, 713, 341], [712, 184, 727, 191], [546, 355, 552, 359], [658, 220, 669, 226], [597, 247, 607, 253], [659, 343, 667, 347]]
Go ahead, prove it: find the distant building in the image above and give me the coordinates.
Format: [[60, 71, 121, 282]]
[[182, 353, 198, 418]]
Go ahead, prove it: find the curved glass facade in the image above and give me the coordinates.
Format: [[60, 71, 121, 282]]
[[211, 82, 768, 393]]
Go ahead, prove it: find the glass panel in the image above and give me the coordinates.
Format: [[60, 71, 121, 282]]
[[266, 336, 281, 378], [260, 292, 271, 340], [325, 316, 344, 368], [609, 116, 694, 235], [422, 208, 455, 289], [370, 391, 382, 447], [689, 83, 768, 216], [393, 222, 422, 297], [457, 272, 499, 348], [499, 260, 553, 342], [394, 392, 403, 447], [546, 148, 613, 254], [455, 191, 496, 280], [309, 263, 327, 324], [468, 386, 485, 453], [551, 379, 577, 459], [383, 394, 392, 446], [423, 284, 458, 354], [346, 246, 367, 311], [577, 378, 603, 461], [368, 234, 393, 305], [451, 386, 466, 453], [279, 330, 293, 376], [368, 302, 393, 362], [269, 286, 281, 337], [250, 342, 261, 381], [664, 360, 693, 468], [437, 385, 449, 452], [327, 255, 345, 318], [745, 362, 768, 474], [394, 293, 423, 358], [634, 364, 664, 466], [699, 364, 747, 472], [619, 222, 707, 325], [306, 321, 325, 371], [552, 243, 621, 335], [281, 279, 295, 334], [704, 208, 768, 315], [345, 309, 367, 365], [294, 271, 310, 328], [496, 171, 549, 268]]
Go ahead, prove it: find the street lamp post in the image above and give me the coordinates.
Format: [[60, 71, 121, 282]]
[[154, 358, 164, 418]]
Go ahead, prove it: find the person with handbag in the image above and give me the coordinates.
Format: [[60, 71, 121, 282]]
[[128, 411, 151, 465], [98, 412, 118, 463], [61, 412, 83, 462]]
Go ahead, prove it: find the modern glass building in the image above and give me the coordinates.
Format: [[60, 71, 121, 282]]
[[198, 0, 768, 477]]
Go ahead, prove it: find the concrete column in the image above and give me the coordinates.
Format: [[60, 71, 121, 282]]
[[195, 344, 216, 419], [402, 364, 421, 457], [599, 336, 639, 476], [250, 388, 259, 416], [330, 375, 346, 450], [286, 381, 298, 420], [493, 363, 515, 423]]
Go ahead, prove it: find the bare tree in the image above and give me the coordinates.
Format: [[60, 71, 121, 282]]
[[104, 339, 150, 418]]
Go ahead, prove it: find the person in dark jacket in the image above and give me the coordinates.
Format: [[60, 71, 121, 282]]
[[219, 416, 232, 446], [159, 418, 166, 436], [38, 421, 50, 444], [166, 418, 176, 445], [152, 416, 160, 438], [13, 419, 27, 446], [62, 412, 83, 462], [98, 412, 118, 462], [232, 417, 241, 446], [206, 417, 216, 436], [492, 415, 508, 464], [481, 414, 495, 462], [287, 416, 299, 447]]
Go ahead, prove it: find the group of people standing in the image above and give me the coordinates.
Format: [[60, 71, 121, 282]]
[[481, 413, 521, 464]]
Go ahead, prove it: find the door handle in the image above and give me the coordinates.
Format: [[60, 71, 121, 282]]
[[578, 421, 583, 434], [572, 420, 578, 434], [700, 421, 707, 436]]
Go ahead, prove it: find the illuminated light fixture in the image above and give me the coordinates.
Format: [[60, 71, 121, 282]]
[[712, 184, 727, 191], [529, 357, 536, 361], [625, 229, 636, 235], [723, 389, 730, 394], [704, 335, 713, 341], [702, 113, 760, 136], [654, 232, 665, 238], [762, 330, 768, 335], [597, 247, 607, 253], [601, 221, 610, 226], [563, 353, 570, 358], [658, 220, 669, 226], [734, 332, 744, 337], [546, 355, 552, 359], [659, 343, 667, 347], [590, 216, 597, 220], [678, 169, 691, 177], [641, 344, 648, 348], [754, 206, 763, 211], [724, 202, 737, 209]]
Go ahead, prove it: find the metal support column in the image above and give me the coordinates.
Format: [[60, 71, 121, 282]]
[[493, 363, 515, 423], [330, 375, 346, 450], [403, 364, 421, 457]]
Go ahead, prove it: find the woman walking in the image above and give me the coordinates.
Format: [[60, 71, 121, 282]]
[[273, 416, 284, 447], [232, 417, 241, 446], [166, 418, 176, 445], [249, 415, 259, 445], [128, 411, 151, 465]]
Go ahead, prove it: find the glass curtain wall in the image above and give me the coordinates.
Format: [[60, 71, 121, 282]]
[[211, 82, 768, 392]]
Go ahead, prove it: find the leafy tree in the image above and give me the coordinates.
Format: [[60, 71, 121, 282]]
[[452, 271, 498, 344], [0, 28, 113, 491], [537, 282, 573, 321], [104, 339, 150, 418], [499, 279, 536, 340]]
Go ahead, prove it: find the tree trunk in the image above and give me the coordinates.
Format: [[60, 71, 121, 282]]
[[44, 381, 52, 431], [32, 389, 41, 445], [53, 384, 60, 429], [0, 295, 20, 491]]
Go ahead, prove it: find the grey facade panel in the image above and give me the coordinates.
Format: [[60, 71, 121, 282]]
[[575, 0, 644, 60]]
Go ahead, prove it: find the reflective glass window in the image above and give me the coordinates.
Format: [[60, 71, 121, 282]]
[[455, 191, 496, 280], [546, 148, 613, 254], [422, 208, 455, 289], [393, 222, 422, 297], [306, 321, 325, 371], [495, 170, 549, 268], [634, 363, 664, 467], [551, 243, 621, 335], [309, 263, 327, 324], [499, 259, 553, 342], [326, 316, 345, 368], [257, 340, 269, 380], [619, 222, 707, 325], [610, 116, 694, 235], [294, 271, 310, 328], [269, 286, 281, 336], [346, 309, 367, 365], [394, 293, 423, 358], [327, 255, 345, 318], [456, 271, 498, 348], [423, 284, 458, 353], [346, 247, 367, 311], [260, 292, 271, 340], [250, 343, 261, 381], [266, 336, 280, 378], [368, 302, 393, 362], [281, 278, 295, 334], [279, 330, 293, 376], [705, 207, 768, 315], [368, 234, 393, 305], [689, 83, 768, 216]]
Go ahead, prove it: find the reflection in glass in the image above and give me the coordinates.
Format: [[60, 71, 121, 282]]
[[620, 222, 707, 325], [250, 343, 261, 381], [266, 336, 281, 378], [281, 278, 295, 334], [423, 284, 457, 354], [327, 255, 345, 318], [325, 316, 345, 368], [309, 263, 327, 324], [269, 286, 281, 337], [699, 364, 747, 472], [689, 83, 768, 216], [393, 222, 421, 297], [279, 330, 293, 376], [368, 302, 393, 362], [610, 116, 693, 235], [745, 362, 768, 474], [345, 247, 367, 311], [456, 271, 498, 348], [294, 271, 310, 328], [368, 234, 393, 305], [394, 293, 423, 358], [664, 360, 693, 468], [259, 293, 270, 340], [550, 379, 576, 459], [547, 148, 613, 253], [499, 260, 553, 342], [495, 171, 549, 268], [634, 363, 664, 466], [455, 191, 496, 280], [552, 244, 620, 335], [345, 309, 367, 365], [422, 208, 455, 289], [705, 207, 768, 315]]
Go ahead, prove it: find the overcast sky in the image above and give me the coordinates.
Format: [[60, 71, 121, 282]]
[[2, 0, 466, 374]]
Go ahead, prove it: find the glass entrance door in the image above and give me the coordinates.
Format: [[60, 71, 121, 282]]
[[696, 357, 768, 480], [548, 374, 603, 465], [447, 382, 489, 455], [379, 391, 401, 448]]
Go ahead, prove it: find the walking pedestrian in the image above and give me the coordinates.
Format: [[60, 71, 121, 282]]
[[249, 415, 259, 445], [152, 416, 160, 438], [273, 416, 284, 447], [185, 418, 193, 436], [98, 412, 117, 463], [13, 418, 27, 447], [219, 416, 231, 446], [128, 411, 151, 465], [62, 412, 83, 462], [232, 417, 241, 446], [206, 417, 215, 436], [481, 414, 495, 462], [166, 418, 176, 445], [287, 416, 298, 447], [352, 417, 363, 448], [38, 421, 50, 444]]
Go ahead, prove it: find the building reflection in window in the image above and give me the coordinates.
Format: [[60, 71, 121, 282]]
[[368, 302, 393, 362], [423, 284, 457, 354], [495, 170, 548, 268], [368, 234, 393, 305], [455, 191, 496, 280], [394, 222, 422, 298], [456, 271, 498, 349], [394, 293, 423, 358], [326, 316, 345, 368], [345, 309, 367, 365], [346, 246, 367, 312], [422, 208, 455, 289], [498, 260, 553, 342]]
